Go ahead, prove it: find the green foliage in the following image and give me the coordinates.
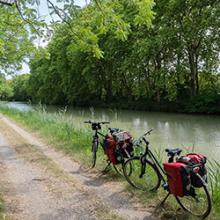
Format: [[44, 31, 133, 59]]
[[2, 0, 219, 114], [11, 74, 30, 101], [0, 75, 13, 100], [0, 1, 46, 75], [134, 0, 155, 26]]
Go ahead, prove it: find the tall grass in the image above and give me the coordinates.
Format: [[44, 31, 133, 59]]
[[208, 160, 220, 216]]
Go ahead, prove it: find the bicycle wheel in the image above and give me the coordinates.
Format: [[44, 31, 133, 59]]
[[91, 141, 98, 168], [176, 174, 212, 219], [123, 156, 161, 191], [113, 163, 124, 176], [113, 160, 131, 176]]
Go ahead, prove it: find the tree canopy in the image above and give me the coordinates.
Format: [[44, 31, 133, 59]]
[[1, 0, 220, 113]]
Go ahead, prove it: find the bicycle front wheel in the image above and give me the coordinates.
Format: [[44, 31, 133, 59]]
[[91, 141, 98, 168], [123, 156, 161, 191], [113, 163, 124, 176], [113, 159, 132, 177], [176, 174, 212, 219]]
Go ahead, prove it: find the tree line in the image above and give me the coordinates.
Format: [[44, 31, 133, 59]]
[[1, 0, 220, 113]]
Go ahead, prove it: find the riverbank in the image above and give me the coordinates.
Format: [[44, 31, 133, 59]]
[[75, 98, 220, 115], [0, 105, 220, 219]]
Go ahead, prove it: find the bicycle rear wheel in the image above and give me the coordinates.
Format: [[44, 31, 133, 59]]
[[91, 141, 98, 168], [123, 156, 161, 191], [175, 174, 212, 219]]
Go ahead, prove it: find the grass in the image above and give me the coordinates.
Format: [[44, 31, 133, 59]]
[[0, 195, 6, 220], [0, 104, 220, 219], [208, 160, 220, 217]]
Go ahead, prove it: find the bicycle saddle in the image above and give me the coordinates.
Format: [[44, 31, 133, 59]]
[[165, 148, 182, 157], [109, 128, 121, 134]]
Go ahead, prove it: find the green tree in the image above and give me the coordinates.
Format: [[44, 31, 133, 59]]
[[11, 74, 30, 101], [27, 0, 220, 113], [0, 75, 13, 100]]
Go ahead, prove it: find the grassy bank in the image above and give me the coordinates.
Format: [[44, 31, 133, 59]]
[[0, 105, 103, 168], [0, 104, 220, 219]]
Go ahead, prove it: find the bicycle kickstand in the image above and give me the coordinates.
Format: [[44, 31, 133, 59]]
[[159, 192, 170, 207], [154, 192, 171, 214], [102, 161, 111, 174]]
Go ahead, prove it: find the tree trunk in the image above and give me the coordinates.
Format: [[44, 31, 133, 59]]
[[105, 63, 113, 103], [188, 45, 199, 97], [155, 54, 162, 103]]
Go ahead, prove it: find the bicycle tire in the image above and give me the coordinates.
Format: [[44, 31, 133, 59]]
[[175, 174, 212, 219], [113, 163, 124, 176], [123, 156, 161, 191], [91, 141, 98, 168], [113, 160, 132, 176]]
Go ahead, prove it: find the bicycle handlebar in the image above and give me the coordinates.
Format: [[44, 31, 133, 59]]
[[84, 120, 110, 124], [133, 129, 153, 146], [143, 129, 153, 136], [84, 120, 92, 124], [84, 120, 110, 131]]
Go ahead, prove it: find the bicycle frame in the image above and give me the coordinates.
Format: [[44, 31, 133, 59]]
[[138, 137, 174, 187]]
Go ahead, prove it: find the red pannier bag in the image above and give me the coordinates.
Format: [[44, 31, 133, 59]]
[[186, 153, 207, 187], [163, 162, 191, 197], [186, 153, 207, 165], [177, 153, 207, 187], [104, 135, 118, 164]]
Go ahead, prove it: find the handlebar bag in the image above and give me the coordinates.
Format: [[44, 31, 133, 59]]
[[163, 162, 191, 197]]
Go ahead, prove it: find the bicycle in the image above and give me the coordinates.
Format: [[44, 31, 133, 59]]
[[123, 129, 212, 219], [84, 120, 132, 174]]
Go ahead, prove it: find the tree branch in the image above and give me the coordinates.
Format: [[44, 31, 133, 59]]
[[0, 0, 14, 6], [15, 0, 42, 36]]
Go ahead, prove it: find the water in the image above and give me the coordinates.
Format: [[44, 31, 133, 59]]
[[6, 101, 32, 112], [4, 102, 220, 160]]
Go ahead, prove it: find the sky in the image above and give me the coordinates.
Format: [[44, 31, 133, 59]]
[[20, 0, 88, 75], [38, 0, 88, 24]]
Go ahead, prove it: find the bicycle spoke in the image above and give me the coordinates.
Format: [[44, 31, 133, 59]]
[[176, 179, 211, 218], [123, 157, 160, 191]]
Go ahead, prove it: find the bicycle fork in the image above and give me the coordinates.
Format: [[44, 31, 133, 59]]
[[139, 156, 146, 178]]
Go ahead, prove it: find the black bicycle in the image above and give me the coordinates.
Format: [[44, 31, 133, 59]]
[[84, 120, 110, 168], [123, 130, 212, 219], [84, 120, 131, 174]]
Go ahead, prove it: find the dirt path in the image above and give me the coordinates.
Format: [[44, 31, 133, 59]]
[[0, 115, 158, 220]]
